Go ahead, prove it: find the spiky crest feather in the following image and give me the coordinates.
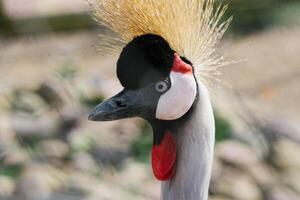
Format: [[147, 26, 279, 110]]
[[89, 0, 231, 84]]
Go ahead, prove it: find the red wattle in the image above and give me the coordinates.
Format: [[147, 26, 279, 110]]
[[151, 131, 177, 181], [171, 53, 193, 74]]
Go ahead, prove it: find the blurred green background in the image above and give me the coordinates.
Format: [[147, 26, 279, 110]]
[[0, 0, 300, 200]]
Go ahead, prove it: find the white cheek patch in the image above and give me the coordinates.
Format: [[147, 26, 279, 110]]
[[155, 72, 197, 120]]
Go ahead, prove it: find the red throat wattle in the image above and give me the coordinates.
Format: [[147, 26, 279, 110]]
[[151, 131, 177, 181]]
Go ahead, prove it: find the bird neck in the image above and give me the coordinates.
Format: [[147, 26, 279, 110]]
[[151, 82, 215, 200]]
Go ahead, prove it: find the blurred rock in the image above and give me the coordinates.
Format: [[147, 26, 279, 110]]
[[142, 181, 160, 200], [15, 164, 67, 200], [67, 172, 99, 194], [260, 119, 300, 143], [0, 115, 16, 145], [0, 176, 15, 198], [11, 112, 59, 138], [211, 159, 223, 185], [266, 186, 299, 200], [215, 140, 260, 168], [56, 106, 81, 140], [39, 140, 69, 159], [117, 160, 149, 187], [0, 91, 11, 111], [281, 170, 300, 194], [3, 147, 30, 166], [272, 139, 300, 170], [115, 160, 161, 199], [16, 174, 51, 200], [91, 144, 128, 167], [209, 196, 231, 200], [82, 76, 121, 99], [229, 175, 262, 200], [3, 0, 88, 19], [73, 152, 99, 174], [214, 140, 275, 190], [10, 91, 48, 115], [36, 82, 64, 109], [247, 163, 275, 187], [68, 120, 139, 167], [115, 119, 141, 141], [211, 170, 262, 200], [0, 116, 18, 165], [86, 182, 137, 200]]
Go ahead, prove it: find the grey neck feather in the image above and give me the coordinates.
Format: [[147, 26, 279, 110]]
[[161, 82, 215, 200]]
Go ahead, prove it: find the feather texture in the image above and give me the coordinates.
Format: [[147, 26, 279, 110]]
[[89, 0, 231, 83]]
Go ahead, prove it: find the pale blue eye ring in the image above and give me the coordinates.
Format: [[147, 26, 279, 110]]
[[155, 81, 168, 93]]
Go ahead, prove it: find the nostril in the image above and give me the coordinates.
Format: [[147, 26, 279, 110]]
[[116, 99, 127, 108]]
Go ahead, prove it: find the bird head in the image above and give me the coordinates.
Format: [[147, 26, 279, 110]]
[[88, 0, 230, 183], [88, 34, 197, 122]]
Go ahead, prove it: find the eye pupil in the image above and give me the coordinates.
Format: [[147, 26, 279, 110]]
[[158, 84, 164, 90]]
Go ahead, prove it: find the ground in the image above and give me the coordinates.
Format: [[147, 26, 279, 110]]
[[0, 25, 300, 200]]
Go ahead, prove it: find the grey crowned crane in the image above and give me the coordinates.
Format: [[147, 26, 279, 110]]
[[88, 0, 231, 199]]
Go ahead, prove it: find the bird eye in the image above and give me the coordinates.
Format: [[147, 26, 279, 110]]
[[155, 81, 169, 93]]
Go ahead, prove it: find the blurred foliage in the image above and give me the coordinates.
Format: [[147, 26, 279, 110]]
[[12, 14, 96, 34], [0, 0, 15, 36], [224, 0, 300, 35], [56, 62, 78, 80], [130, 122, 153, 163], [80, 94, 104, 109], [0, 164, 23, 179], [70, 136, 95, 154], [1, 0, 300, 37], [19, 136, 41, 153], [214, 111, 232, 142]]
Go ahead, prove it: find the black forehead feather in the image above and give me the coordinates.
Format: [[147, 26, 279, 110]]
[[117, 34, 175, 89]]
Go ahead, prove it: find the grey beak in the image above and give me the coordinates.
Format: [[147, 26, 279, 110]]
[[88, 89, 155, 121]]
